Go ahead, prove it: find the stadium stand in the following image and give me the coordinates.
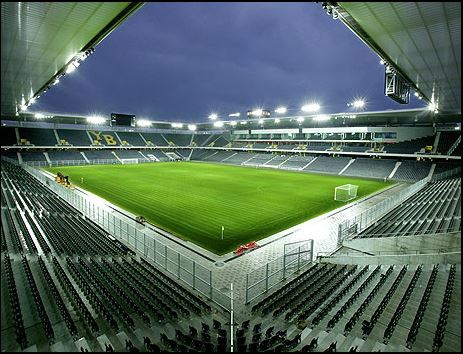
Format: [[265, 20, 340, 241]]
[[434, 162, 461, 175], [252, 143, 270, 149], [436, 131, 460, 154], [1, 1, 461, 352], [243, 153, 275, 166], [140, 132, 169, 146], [113, 150, 149, 160], [56, 129, 92, 146], [210, 136, 230, 147], [276, 143, 298, 150], [88, 131, 120, 146], [47, 150, 87, 162], [264, 154, 291, 167], [383, 135, 436, 154], [280, 155, 315, 169], [83, 149, 117, 160], [2, 127, 18, 145], [1, 151, 19, 162], [18, 128, 57, 146], [307, 143, 332, 151], [231, 141, 249, 148], [391, 160, 433, 182], [163, 133, 193, 147], [1, 160, 217, 352], [19, 151, 47, 162], [191, 134, 211, 147], [201, 150, 236, 162], [116, 131, 146, 146], [304, 156, 351, 174], [248, 261, 460, 352], [343, 158, 397, 179], [144, 149, 169, 161], [175, 149, 192, 159], [190, 149, 212, 160], [341, 144, 369, 152], [357, 178, 461, 237], [221, 152, 256, 164]]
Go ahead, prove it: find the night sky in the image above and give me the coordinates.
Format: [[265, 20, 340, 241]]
[[34, 2, 425, 122]]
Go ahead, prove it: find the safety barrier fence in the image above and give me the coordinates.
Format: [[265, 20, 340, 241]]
[[245, 239, 314, 304]]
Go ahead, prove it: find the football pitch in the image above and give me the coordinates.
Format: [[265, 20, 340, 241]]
[[45, 162, 391, 255]]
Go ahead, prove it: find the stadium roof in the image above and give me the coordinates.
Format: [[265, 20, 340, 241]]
[[336, 2, 461, 113], [1, 2, 144, 116]]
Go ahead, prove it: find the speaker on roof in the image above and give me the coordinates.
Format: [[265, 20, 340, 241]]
[[384, 66, 410, 104]]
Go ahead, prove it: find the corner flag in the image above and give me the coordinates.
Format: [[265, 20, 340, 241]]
[[221, 225, 225, 240]]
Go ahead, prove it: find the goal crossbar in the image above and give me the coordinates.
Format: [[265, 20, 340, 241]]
[[120, 158, 139, 164], [334, 184, 358, 202]]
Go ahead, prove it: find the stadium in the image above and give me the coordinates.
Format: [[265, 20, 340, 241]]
[[1, 2, 461, 353]]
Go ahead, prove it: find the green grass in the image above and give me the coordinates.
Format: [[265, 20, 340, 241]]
[[45, 162, 392, 255]]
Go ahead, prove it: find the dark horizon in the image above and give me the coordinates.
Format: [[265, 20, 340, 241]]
[[32, 2, 426, 123]]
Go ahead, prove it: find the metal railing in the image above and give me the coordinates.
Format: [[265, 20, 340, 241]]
[[22, 158, 162, 168], [18, 162, 232, 311], [245, 239, 313, 304], [351, 226, 461, 239], [318, 247, 461, 258]]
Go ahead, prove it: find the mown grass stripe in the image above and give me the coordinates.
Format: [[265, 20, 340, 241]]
[[45, 162, 391, 255]]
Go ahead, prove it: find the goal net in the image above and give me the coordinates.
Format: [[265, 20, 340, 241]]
[[334, 184, 358, 202], [121, 158, 139, 164]]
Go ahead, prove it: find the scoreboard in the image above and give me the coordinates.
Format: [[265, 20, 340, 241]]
[[110, 113, 135, 127]]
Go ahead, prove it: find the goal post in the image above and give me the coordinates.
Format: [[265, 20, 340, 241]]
[[120, 158, 139, 165], [334, 184, 358, 202]]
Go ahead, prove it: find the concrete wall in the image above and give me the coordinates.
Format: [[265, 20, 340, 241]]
[[320, 252, 461, 265], [343, 232, 461, 254]]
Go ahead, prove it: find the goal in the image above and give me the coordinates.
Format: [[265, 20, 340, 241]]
[[334, 184, 358, 202], [120, 158, 139, 165]]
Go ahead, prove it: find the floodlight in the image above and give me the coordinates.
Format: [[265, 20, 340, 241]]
[[297, 117, 304, 123], [87, 115, 105, 124], [352, 99, 365, 109], [29, 98, 36, 104], [65, 63, 77, 74], [137, 120, 152, 127], [252, 109, 263, 117], [258, 119, 264, 124], [79, 51, 89, 61], [228, 112, 240, 117], [379, 59, 385, 65], [230, 121, 237, 126], [275, 118, 280, 123], [208, 113, 218, 120], [301, 103, 320, 112], [428, 102, 437, 111], [274, 106, 287, 114], [240, 121, 247, 125], [313, 115, 330, 121], [20, 104, 27, 111], [34, 113, 45, 119], [188, 124, 197, 131], [171, 123, 183, 128], [213, 121, 224, 128], [53, 78, 60, 85]]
